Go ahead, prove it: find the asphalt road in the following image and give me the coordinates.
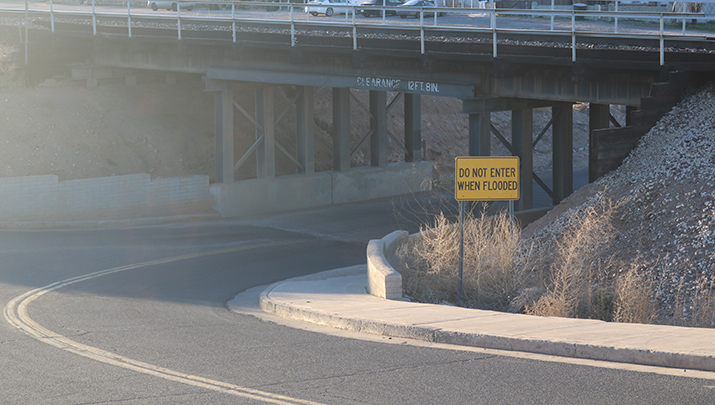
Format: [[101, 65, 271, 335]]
[[2, 197, 715, 404]]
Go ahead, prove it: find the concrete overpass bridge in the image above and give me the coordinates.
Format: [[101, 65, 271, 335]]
[[3, 2, 715, 219]]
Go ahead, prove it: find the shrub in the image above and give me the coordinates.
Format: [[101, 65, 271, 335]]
[[397, 209, 535, 311], [613, 265, 656, 324], [526, 198, 616, 319]]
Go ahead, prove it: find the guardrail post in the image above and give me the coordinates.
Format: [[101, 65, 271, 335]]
[[614, 0, 619, 33], [420, 10, 425, 54], [291, 4, 296, 46], [491, 8, 496, 58], [177, 3, 182, 40], [127, 0, 132, 38], [550, 0, 554, 31], [659, 13, 664, 65], [232, 2, 236, 43], [92, 0, 97, 35], [571, 12, 576, 62], [50, 0, 54, 33], [24, 0, 28, 65], [352, 8, 357, 50]]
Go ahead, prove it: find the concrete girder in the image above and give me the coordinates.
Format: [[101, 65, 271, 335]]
[[487, 75, 652, 106]]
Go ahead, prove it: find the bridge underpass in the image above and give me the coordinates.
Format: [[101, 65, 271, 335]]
[[201, 62, 673, 219], [11, 23, 715, 219]]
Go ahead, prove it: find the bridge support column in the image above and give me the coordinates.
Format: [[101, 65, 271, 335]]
[[296, 86, 315, 174], [512, 108, 533, 211], [588, 103, 611, 183], [468, 112, 491, 156], [333, 88, 351, 172], [214, 87, 234, 184], [255, 88, 276, 179], [552, 103, 573, 204], [626, 105, 637, 126], [404, 93, 422, 162], [370, 90, 388, 168]]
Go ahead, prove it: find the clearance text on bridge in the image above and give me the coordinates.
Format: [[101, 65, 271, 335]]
[[454, 156, 520, 201]]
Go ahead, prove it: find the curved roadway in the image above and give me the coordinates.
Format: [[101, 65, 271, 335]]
[[2, 198, 715, 404]]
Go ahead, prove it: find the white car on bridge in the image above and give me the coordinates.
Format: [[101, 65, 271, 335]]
[[147, 0, 196, 11], [307, 0, 357, 17]]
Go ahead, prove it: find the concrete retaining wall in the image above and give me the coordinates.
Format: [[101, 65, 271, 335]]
[[212, 161, 433, 218], [0, 173, 211, 222], [0, 161, 431, 223]]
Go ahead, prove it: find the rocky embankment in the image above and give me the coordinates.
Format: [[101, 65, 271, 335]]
[[525, 84, 715, 326]]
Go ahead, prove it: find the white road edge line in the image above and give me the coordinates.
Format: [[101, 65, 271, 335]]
[[3, 240, 327, 405]]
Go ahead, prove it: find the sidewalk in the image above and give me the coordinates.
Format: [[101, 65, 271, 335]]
[[259, 266, 715, 372]]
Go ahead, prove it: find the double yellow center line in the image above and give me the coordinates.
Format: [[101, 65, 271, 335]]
[[4, 240, 327, 405]]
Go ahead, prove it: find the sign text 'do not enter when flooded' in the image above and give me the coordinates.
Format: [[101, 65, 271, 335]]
[[455, 156, 520, 201]]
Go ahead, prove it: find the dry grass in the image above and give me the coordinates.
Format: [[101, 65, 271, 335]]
[[525, 198, 617, 318], [397, 209, 535, 311], [613, 265, 657, 324], [397, 194, 714, 328], [672, 278, 715, 328]]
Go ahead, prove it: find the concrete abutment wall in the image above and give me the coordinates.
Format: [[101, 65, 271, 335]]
[[0, 174, 211, 223], [0, 162, 432, 224], [211, 162, 433, 218]]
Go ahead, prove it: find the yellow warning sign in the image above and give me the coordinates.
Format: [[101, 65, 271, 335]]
[[455, 156, 520, 201]]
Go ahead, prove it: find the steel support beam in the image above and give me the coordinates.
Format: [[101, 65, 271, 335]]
[[512, 108, 533, 211], [333, 87, 351, 172], [370, 90, 388, 168], [589, 103, 611, 183], [296, 86, 315, 174], [255, 88, 276, 179], [626, 105, 637, 126], [468, 112, 491, 156], [552, 103, 573, 204], [490, 75, 651, 106], [404, 93, 422, 162], [214, 87, 234, 184]]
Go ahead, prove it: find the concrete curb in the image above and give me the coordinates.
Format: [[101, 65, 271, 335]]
[[366, 231, 406, 300], [259, 267, 439, 342], [259, 267, 715, 372]]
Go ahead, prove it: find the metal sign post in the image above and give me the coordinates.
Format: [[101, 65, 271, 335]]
[[458, 200, 465, 304], [454, 156, 520, 305]]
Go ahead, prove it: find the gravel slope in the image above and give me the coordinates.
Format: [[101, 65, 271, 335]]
[[524, 84, 715, 325]]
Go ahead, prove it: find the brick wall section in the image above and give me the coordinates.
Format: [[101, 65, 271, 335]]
[[0, 174, 211, 222]]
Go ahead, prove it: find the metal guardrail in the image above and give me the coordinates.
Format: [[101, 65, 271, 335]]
[[2, 0, 711, 66]]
